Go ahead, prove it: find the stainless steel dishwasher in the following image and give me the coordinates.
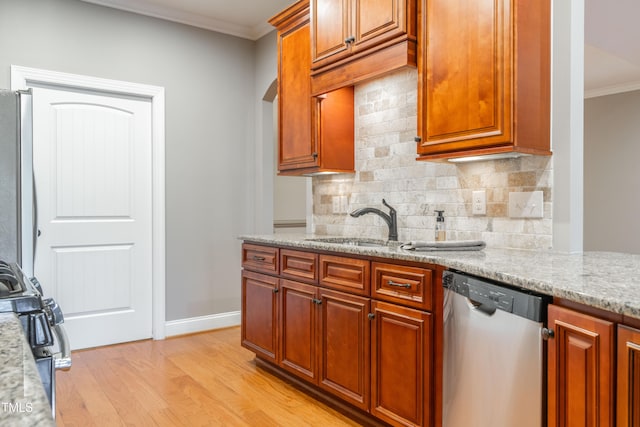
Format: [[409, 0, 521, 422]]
[[442, 270, 550, 427]]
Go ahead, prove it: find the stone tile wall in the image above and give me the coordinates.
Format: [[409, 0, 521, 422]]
[[312, 68, 553, 250]]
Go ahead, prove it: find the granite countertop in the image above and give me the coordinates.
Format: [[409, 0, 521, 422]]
[[240, 234, 640, 321], [0, 313, 56, 426]]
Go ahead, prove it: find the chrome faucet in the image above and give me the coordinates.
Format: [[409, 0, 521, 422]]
[[349, 199, 398, 241]]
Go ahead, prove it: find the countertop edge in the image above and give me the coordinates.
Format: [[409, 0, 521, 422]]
[[239, 234, 640, 321], [0, 313, 56, 426]]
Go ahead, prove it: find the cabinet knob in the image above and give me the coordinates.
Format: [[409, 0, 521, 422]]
[[273, 288, 279, 294], [368, 313, 375, 320], [312, 298, 322, 305], [414, 136, 422, 143], [345, 36, 355, 44], [311, 152, 318, 159], [541, 328, 554, 340]]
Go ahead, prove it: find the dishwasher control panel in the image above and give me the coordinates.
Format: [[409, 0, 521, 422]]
[[443, 270, 549, 321], [467, 284, 514, 312]]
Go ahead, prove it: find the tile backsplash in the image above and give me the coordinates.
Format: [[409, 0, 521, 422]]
[[312, 68, 553, 250]]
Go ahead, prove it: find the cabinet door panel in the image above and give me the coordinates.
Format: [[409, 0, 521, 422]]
[[618, 325, 640, 427], [353, 0, 405, 48], [318, 289, 370, 410], [279, 279, 318, 383], [422, 0, 509, 149], [278, 16, 317, 171], [241, 271, 278, 363], [316, 87, 355, 172], [312, 0, 351, 64], [371, 300, 432, 426], [547, 305, 614, 427]]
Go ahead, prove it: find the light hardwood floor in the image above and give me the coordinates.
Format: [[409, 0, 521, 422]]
[[55, 327, 361, 426]]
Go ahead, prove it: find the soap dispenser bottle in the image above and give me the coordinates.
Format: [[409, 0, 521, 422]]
[[434, 210, 446, 241]]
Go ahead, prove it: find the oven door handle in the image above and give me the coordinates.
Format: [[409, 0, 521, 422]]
[[52, 324, 72, 370]]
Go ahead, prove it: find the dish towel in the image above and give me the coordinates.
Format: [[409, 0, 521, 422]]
[[400, 240, 486, 251]]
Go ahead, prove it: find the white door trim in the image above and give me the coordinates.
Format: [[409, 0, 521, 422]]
[[10, 65, 167, 340]]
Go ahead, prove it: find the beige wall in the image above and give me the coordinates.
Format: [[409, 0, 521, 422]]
[[584, 90, 640, 254], [313, 69, 554, 250]]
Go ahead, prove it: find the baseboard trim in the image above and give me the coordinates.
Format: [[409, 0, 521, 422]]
[[164, 311, 241, 337]]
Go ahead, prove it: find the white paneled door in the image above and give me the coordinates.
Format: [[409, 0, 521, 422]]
[[32, 86, 153, 350]]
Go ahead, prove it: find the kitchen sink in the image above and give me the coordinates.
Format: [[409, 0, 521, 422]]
[[305, 237, 389, 247]]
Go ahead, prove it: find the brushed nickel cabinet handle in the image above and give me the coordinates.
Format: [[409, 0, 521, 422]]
[[388, 280, 412, 289]]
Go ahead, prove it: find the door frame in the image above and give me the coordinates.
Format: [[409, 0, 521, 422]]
[[11, 65, 167, 340]]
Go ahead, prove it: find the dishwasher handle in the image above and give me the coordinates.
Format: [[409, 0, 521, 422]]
[[467, 298, 497, 316]]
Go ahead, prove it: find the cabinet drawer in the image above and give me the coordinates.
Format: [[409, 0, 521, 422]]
[[319, 255, 370, 296], [242, 244, 279, 274], [281, 249, 318, 283], [372, 262, 432, 310]]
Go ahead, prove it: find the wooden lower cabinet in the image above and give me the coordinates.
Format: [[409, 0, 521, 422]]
[[618, 325, 640, 427], [547, 304, 615, 427], [371, 300, 432, 427], [242, 245, 434, 426], [279, 279, 372, 405], [241, 270, 279, 363]]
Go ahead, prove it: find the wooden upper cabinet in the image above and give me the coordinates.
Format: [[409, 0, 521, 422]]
[[312, 0, 411, 67], [416, 0, 552, 161], [270, 0, 355, 176], [617, 325, 640, 427], [270, 2, 315, 173], [547, 305, 614, 427], [310, 0, 417, 95]]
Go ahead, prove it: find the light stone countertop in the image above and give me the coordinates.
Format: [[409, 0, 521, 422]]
[[0, 313, 56, 426], [240, 234, 640, 320]]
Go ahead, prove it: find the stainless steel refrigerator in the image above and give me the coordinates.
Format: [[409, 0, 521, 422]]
[[0, 89, 35, 275]]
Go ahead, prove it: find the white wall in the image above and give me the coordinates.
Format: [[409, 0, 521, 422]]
[[584, 90, 640, 254], [552, 0, 584, 253], [0, 0, 261, 321]]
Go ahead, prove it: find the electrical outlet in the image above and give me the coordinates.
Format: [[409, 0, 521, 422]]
[[332, 196, 348, 214], [332, 196, 340, 214], [339, 196, 348, 214], [508, 191, 544, 218], [472, 190, 486, 215]]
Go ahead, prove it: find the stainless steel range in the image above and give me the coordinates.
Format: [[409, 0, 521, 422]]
[[1, 88, 71, 417], [0, 260, 71, 416]]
